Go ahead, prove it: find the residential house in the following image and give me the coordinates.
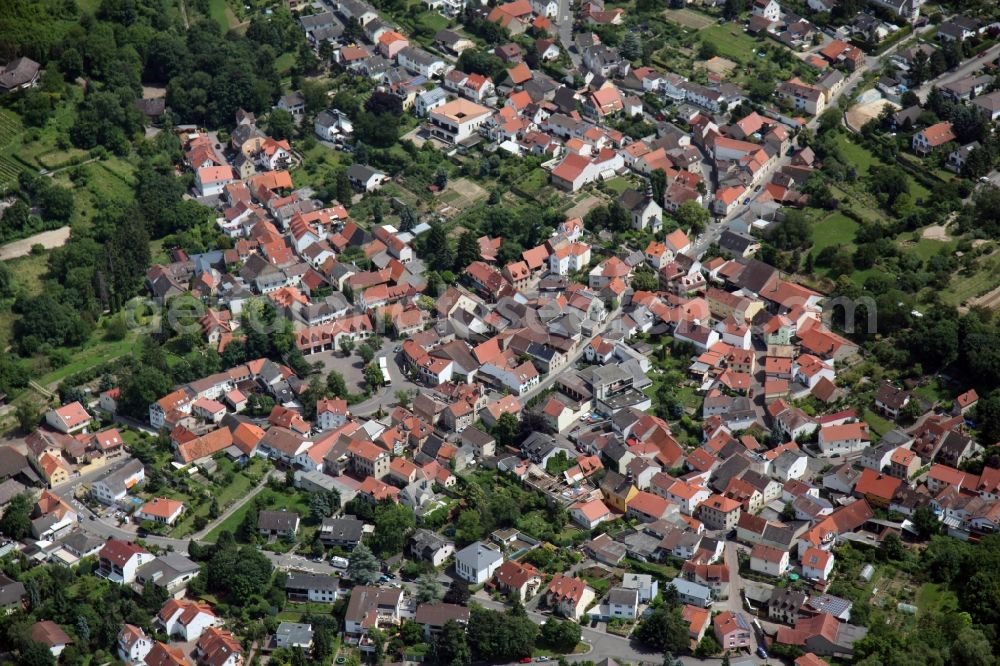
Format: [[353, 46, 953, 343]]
[[157, 599, 220, 641], [408, 529, 456, 566], [454, 541, 504, 584], [545, 573, 596, 620], [750, 544, 790, 576], [415, 603, 470, 639], [285, 573, 341, 603], [913, 122, 956, 156], [344, 586, 405, 635], [117, 624, 153, 664], [493, 560, 544, 601], [99, 539, 155, 585], [30, 621, 72, 658], [45, 402, 91, 434], [258, 510, 300, 539], [714, 611, 753, 651], [427, 98, 493, 144]]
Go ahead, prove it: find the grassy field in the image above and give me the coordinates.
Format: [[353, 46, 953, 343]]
[[899, 236, 954, 263], [810, 212, 858, 259], [275, 52, 296, 76], [204, 488, 311, 543], [156, 458, 267, 538], [0, 110, 27, 191], [604, 176, 631, 195], [292, 142, 350, 191], [663, 7, 716, 29], [0, 252, 50, 348], [208, 0, 241, 32], [35, 332, 142, 387], [943, 254, 1000, 307], [834, 134, 931, 202], [917, 582, 959, 618], [513, 168, 550, 197], [863, 409, 896, 438], [698, 24, 761, 63]]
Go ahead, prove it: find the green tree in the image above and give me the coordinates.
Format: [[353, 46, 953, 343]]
[[416, 573, 443, 603], [454, 230, 481, 272], [650, 169, 666, 205], [950, 627, 993, 666], [879, 531, 906, 561], [370, 502, 415, 556], [206, 542, 274, 599], [467, 605, 538, 661], [444, 580, 471, 606], [363, 363, 384, 390], [15, 401, 42, 433], [423, 222, 454, 271], [723, 0, 747, 19], [621, 32, 641, 60], [634, 606, 689, 653], [674, 200, 708, 235], [694, 634, 721, 657], [540, 618, 581, 652], [631, 267, 659, 292], [348, 542, 381, 584], [327, 370, 348, 398], [492, 412, 520, 447], [336, 169, 353, 204], [19, 641, 56, 666], [432, 619, 472, 666], [359, 343, 375, 364], [0, 493, 32, 540], [267, 109, 296, 140]]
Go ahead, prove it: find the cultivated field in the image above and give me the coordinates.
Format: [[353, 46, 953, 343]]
[[663, 8, 715, 29]]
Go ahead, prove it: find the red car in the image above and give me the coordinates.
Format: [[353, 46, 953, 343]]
[[519, 658, 532, 663]]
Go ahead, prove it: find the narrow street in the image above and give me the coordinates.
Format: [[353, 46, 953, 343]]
[[916, 42, 1000, 102]]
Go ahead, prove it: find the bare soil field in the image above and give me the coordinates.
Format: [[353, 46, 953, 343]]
[[0, 226, 70, 261], [846, 99, 898, 132], [921, 225, 951, 241], [663, 8, 715, 29], [967, 284, 1000, 311]]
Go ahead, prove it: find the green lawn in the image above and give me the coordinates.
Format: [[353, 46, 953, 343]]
[[33, 328, 142, 387], [513, 168, 550, 197], [604, 176, 631, 195], [941, 259, 1000, 307], [208, 0, 235, 32], [863, 409, 896, 438], [698, 25, 762, 63], [834, 135, 877, 176], [416, 11, 450, 33], [810, 212, 859, 259], [900, 236, 955, 263], [292, 142, 350, 191], [624, 558, 679, 582], [204, 488, 311, 543], [917, 583, 958, 618], [165, 459, 268, 537], [834, 134, 931, 201], [275, 52, 297, 76], [911, 378, 953, 406]]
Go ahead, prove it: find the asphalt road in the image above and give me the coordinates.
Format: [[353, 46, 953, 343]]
[[516, 307, 621, 407], [556, 0, 580, 69], [49, 459, 348, 575], [916, 42, 1000, 103]]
